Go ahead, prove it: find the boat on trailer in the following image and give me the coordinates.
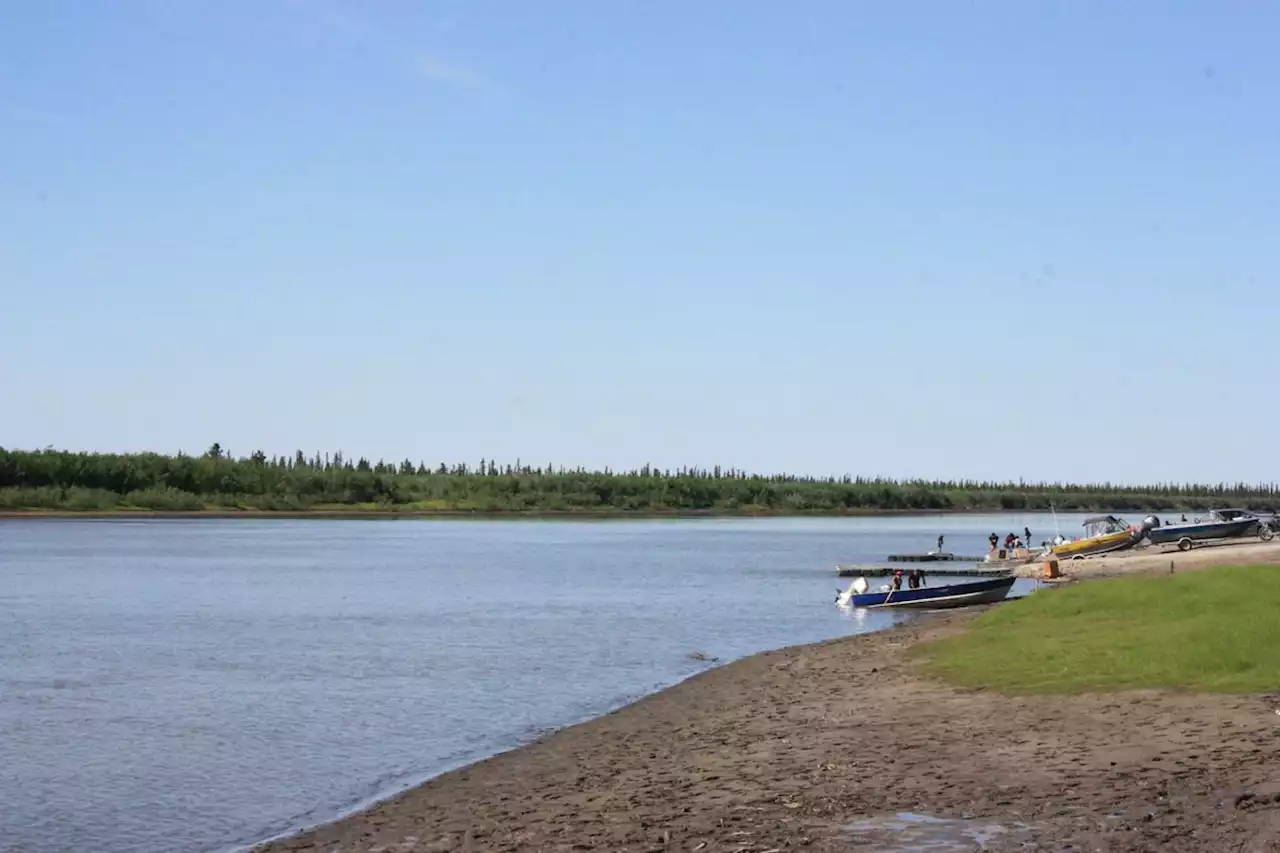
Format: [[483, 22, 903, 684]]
[[1050, 515, 1145, 560], [838, 575, 1016, 610], [1147, 508, 1274, 551]]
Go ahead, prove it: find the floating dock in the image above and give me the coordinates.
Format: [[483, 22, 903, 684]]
[[837, 564, 1014, 578], [886, 553, 987, 563]]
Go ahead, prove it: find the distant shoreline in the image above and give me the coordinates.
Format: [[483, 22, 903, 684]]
[[8, 448, 1278, 518], [0, 506, 1204, 521], [0, 506, 1076, 521]]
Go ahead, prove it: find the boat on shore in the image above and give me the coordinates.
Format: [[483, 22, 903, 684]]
[[982, 545, 1048, 569], [1147, 509, 1275, 550], [837, 575, 1016, 610], [1050, 515, 1145, 560]]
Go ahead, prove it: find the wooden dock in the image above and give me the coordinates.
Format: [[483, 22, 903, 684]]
[[837, 564, 1014, 578], [886, 553, 986, 563]]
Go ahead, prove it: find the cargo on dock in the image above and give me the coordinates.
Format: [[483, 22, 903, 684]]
[[886, 553, 986, 563], [837, 564, 1013, 578]]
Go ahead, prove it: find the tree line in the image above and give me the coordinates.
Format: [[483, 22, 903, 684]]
[[1, 445, 1278, 514]]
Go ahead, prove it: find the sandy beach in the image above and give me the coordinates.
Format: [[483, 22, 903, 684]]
[[1015, 539, 1280, 579], [256, 597, 1280, 853]]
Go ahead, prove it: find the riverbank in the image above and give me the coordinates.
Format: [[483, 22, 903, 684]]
[[1013, 538, 1280, 579], [254, 594, 1280, 853], [0, 506, 1168, 520], [7, 449, 1280, 517], [4, 506, 1273, 522]]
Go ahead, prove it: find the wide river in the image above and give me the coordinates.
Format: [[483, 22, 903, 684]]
[[0, 514, 1083, 853]]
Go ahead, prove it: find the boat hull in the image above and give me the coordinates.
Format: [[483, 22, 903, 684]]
[[1050, 529, 1138, 559], [1148, 518, 1257, 545], [851, 576, 1016, 610]]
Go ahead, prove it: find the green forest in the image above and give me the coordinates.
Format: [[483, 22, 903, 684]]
[[2, 446, 1278, 515]]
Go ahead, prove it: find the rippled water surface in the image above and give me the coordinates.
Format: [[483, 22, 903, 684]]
[[0, 515, 1066, 853]]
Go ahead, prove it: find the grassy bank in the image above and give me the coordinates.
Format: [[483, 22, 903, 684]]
[[916, 564, 1280, 693], [3, 447, 1279, 514]]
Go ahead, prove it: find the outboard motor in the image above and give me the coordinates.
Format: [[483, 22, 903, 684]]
[[836, 576, 870, 607], [1131, 514, 1162, 540]]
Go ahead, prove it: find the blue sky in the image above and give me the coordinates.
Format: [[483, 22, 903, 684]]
[[3, 1, 1277, 484]]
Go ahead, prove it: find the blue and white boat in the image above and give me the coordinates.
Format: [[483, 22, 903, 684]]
[[1146, 508, 1273, 551], [837, 575, 1016, 610]]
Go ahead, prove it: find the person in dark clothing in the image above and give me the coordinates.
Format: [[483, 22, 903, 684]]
[[917, 568, 927, 587], [1024, 526, 1032, 546], [989, 532, 999, 551], [907, 569, 921, 590], [936, 534, 945, 552]]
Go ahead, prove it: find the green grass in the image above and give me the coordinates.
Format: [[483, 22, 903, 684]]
[[915, 564, 1280, 694]]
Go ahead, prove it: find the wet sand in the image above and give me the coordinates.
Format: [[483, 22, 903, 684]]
[[256, 607, 1280, 853]]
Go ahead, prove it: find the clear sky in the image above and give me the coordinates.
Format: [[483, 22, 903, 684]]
[[3, 1, 1277, 485]]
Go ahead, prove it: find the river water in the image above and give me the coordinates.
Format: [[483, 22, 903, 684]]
[[0, 514, 1076, 853]]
